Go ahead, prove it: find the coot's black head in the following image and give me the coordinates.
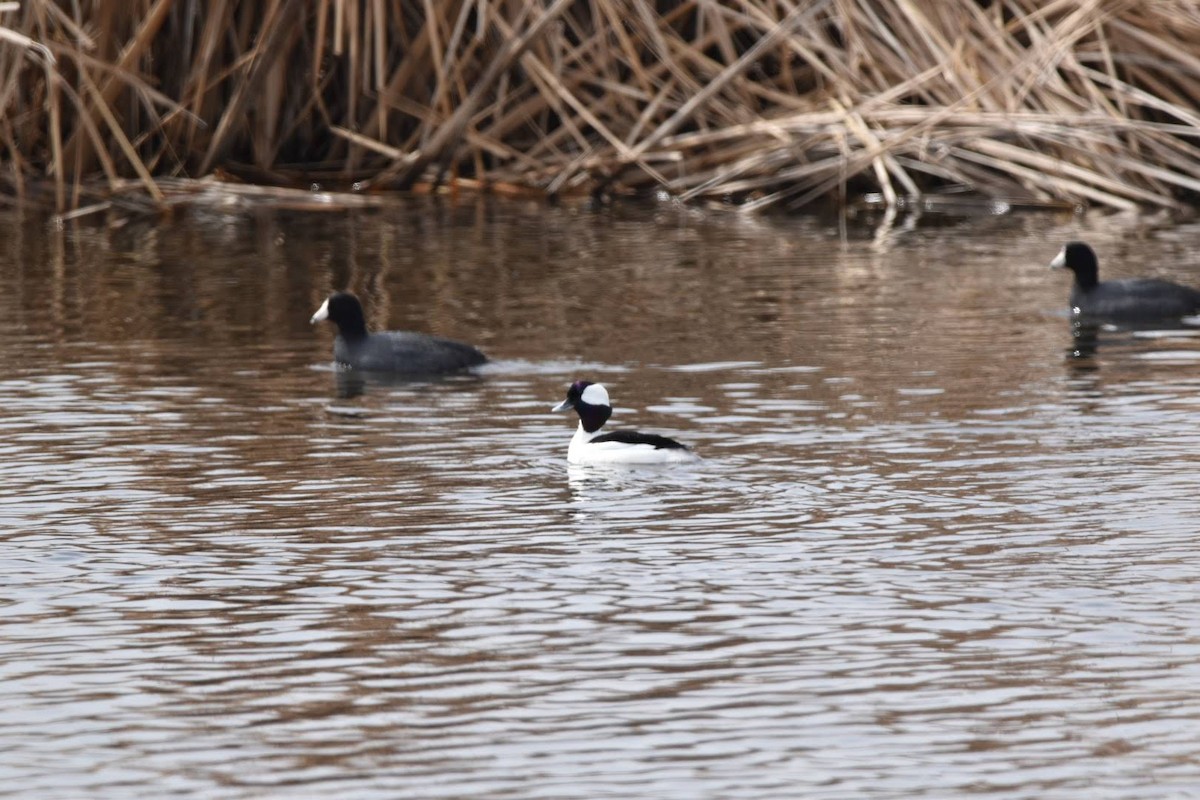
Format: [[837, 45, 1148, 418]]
[[1051, 242, 1099, 290], [551, 380, 613, 433], [311, 292, 368, 339]]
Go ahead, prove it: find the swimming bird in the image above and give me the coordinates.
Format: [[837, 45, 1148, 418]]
[[310, 292, 487, 373], [1051, 241, 1200, 321], [551, 380, 698, 465]]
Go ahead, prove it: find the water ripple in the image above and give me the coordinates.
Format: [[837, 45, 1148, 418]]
[[3, 207, 1200, 798]]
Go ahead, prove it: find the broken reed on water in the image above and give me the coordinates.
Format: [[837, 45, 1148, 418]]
[[4, 0, 1200, 214]]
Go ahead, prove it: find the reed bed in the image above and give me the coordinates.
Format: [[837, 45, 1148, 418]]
[[5, 0, 1200, 214]]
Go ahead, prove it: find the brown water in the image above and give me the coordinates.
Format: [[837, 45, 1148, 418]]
[[3, 199, 1200, 799]]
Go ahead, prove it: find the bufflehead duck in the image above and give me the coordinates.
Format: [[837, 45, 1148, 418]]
[[1051, 242, 1200, 321], [311, 292, 487, 373], [551, 380, 698, 465]]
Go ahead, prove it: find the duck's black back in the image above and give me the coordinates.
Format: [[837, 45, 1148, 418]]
[[589, 429, 690, 450]]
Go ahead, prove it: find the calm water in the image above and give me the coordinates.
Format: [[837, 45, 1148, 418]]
[[3, 199, 1200, 799]]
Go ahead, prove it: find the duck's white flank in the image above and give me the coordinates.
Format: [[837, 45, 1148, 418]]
[[566, 424, 699, 465]]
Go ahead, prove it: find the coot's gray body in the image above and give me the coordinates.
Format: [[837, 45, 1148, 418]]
[[1052, 242, 1200, 321], [312, 293, 487, 374]]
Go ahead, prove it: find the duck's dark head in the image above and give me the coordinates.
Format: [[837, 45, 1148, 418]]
[[1051, 242, 1099, 290], [311, 292, 368, 339], [551, 380, 613, 433]]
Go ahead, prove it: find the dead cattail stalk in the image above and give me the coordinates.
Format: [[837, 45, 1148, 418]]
[[4, 1, 1200, 212]]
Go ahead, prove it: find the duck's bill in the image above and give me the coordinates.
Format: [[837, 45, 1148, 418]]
[[1049, 249, 1066, 270], [310, 298, 329, 324], [551, 399, 574, 412]]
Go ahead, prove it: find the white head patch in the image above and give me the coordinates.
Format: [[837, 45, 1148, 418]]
[[580, 383, 610, 407], [1050, 247, 1066, 269]]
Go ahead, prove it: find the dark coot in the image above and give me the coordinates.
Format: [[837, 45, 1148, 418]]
[[1051, 241, 1200, 321], [311, 292, 487, 373]]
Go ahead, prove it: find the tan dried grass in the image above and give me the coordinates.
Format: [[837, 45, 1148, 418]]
[[3, 0, 1200, 212]]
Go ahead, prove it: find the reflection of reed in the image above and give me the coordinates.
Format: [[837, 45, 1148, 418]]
[[5, 2, 1200, 212]]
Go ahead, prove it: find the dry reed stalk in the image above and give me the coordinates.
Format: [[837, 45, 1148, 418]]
[[6, 1, 1200, 212], [61, 0, 172, 168]]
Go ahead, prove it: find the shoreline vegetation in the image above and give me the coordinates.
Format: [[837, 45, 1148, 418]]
[[4, 1, 1200, 216]]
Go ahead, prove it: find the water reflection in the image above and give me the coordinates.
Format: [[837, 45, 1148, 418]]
[[3, 202, 1200, 798], [325, 365, 489, 400], [1063, 315, 1200, 401]]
